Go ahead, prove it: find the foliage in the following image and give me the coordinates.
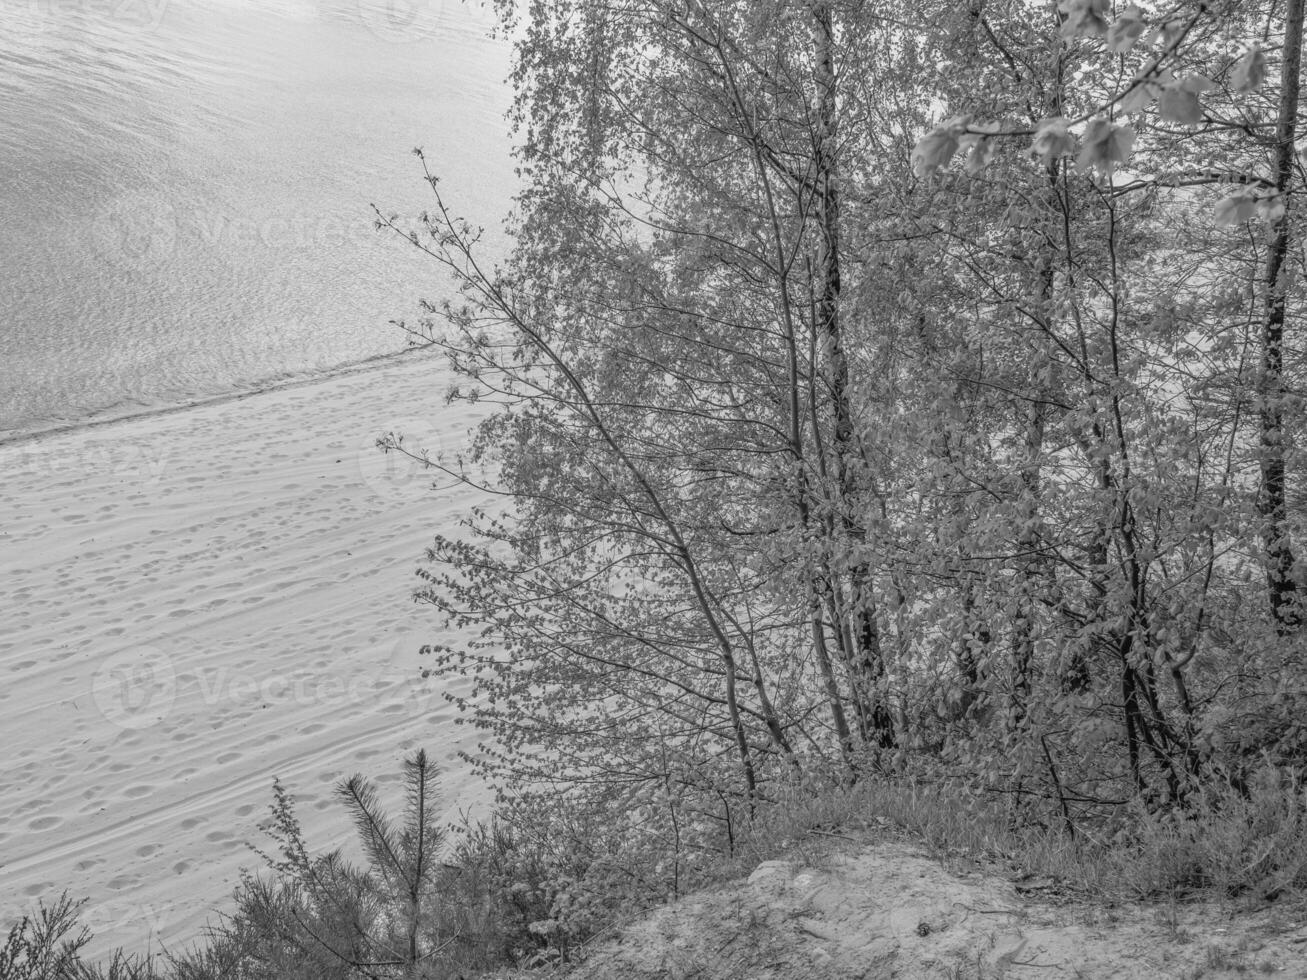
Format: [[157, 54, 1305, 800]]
[[1, 895, 91, 979], [193, 748, 505, 979], [14, 764, 1307, 975], [0, 753, 527, 980], [16, 0, 1307, 973], [371, 0, 1307, 894]]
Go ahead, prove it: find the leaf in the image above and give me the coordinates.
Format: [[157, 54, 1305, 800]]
[[1180, 73, 1218, 93], [1259, 192, 1286, 224], [1118, 78, 1157, 114], [1030, 117, 1075, 166], [1231, 46, 1266, 93], [1157, 77, 1209, 125], [1075, 118, 1135, 177], [911, 116, 970, 179], [1214, 188, 1262, 225], [965, 137, 996, 175], [1106, 5, 1146, 54], [959, 121, 1002, 175], [1003, 203, 1033, 227], [1159, 18, 1187, 49], [1058, 0, 1109, 39]]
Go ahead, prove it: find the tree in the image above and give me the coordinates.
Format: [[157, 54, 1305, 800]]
[[382, 0, 1307, 875]]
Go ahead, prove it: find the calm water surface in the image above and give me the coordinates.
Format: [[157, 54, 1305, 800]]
[[0, 0, 515, 440]]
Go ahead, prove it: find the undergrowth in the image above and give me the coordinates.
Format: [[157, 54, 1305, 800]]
[[6, 760, 1307, 980]]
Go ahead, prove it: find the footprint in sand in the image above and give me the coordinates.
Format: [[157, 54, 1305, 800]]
[[299, 722, 326, 735], [180, 816, 206, 830], [123, 785, 154, 800], [216, 751, 242, 764], [174, 767, 199, 780], [234, 804, 255, 817], [28, 815, 61, 831]]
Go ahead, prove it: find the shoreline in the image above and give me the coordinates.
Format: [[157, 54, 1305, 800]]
[[0, 343, 448, 450]]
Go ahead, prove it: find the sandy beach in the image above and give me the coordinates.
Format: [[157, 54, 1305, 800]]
[[0, 351, 492, 957]]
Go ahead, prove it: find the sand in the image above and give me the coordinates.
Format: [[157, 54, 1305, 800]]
[[0, 351, 493, 958], [547, 845, 1307, 979]]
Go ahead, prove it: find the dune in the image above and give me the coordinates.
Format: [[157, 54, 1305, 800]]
[[0, 351, 493, 958]]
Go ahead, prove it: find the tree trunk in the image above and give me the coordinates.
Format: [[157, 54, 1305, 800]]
[[814, 1, 895, 749], [1259, 0, 1305, 632]]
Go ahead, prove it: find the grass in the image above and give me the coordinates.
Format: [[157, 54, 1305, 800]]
[[8, 763, 1307, 979], [722, 766, 1307, 910]]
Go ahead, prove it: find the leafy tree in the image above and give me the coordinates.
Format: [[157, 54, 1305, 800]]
[[383, 0, 1307, 884]]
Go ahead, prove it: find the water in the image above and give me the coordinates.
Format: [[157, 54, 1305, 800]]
[[0, 0, 516, 441]]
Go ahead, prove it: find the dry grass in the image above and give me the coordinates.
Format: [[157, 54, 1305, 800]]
[[11, 766, 1307, 979], [723, 767, 1307, 910]]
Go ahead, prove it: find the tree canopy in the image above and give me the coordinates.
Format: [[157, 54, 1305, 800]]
[[382, 0, 1307, 863]]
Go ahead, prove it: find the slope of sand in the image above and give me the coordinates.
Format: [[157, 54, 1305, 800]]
[[0, 352, 493, 957], [544, 843, 1307, 979]]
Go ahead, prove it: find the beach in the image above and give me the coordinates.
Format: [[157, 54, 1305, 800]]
[[0, 351, 492, 957]]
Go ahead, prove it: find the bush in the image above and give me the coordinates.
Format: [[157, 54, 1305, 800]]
[[1, 751, 516, 980], [13, 756, 1307, 979]]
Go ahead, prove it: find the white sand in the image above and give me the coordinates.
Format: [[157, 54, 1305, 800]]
[[0, 352, 493, 957]]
